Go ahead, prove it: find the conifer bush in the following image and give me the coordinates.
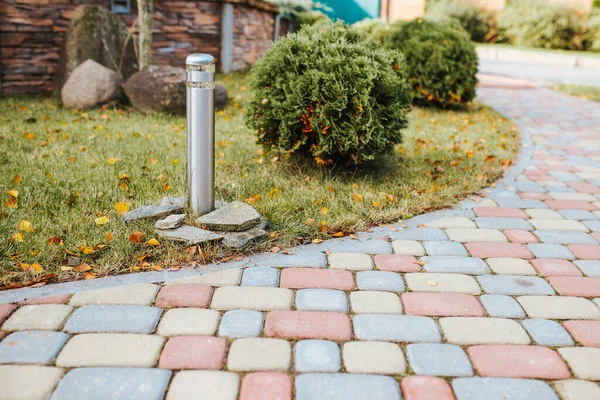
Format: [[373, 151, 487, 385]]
[[426, 0, 496, 42], [380, 18, 478, 107], [245, 21, 412, 166]]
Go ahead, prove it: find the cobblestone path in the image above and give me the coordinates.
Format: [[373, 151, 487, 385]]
[[2, 79, 600, 399]]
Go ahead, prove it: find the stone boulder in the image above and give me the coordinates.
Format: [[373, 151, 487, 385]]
[[61, 60, 122, 109], [123, 66, 229, 114], [54, 5, 138, 96]]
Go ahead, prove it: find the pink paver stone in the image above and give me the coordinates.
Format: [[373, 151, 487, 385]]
[[504, 230, 539, 244], [0, 332, 5, 342], [537, 165, 576, 172], [18, 294, 71, 305], [519, 192, 551, 201], [473, 208, 528, 219], [531, 259, 582, 277], [567, 244, 600, 260], [592, 232, 600, 242], [264, 310, 351, 341], [465, 242, 533, 259], [158, 336, 227, 370], [563, 321, 600, 348], [279, 268, 355, 290], [401, 293, 485, 317], [545, 200, 598, 211], [567, 181, 600, 194], [154, 284, 213, 308], [374, 254, 421, 272], [239, 372, 293, 400], [546, 276, 600, 298], [468, 345, 571, 379], [0, 304, 16, 324], [401, 376, 456, 400]]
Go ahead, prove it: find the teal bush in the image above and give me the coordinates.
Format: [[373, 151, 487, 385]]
[[498, 0, 586, 50], [380, 18, 478, 107], [426, 0, 496, 42], [245, 21, 412, 166]]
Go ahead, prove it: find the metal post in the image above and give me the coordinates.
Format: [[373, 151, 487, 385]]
[[186, 53, 215, 216]]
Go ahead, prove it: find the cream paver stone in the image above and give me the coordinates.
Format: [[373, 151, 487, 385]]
[[517, 296, 600, 320], [55, 333, 164, 367], [446, 228, 507, 243], [405, 273, 481, 294], [477, 199, 498, 208], [69, 283, 159, 306], [391, 240, 425, 256], [528, 219, 588, 232], [328, 252, 373, 271], [349, 291, 403, 314], [486, 258, 537, 275], [343, 341, 406, 374], [227, 338, 291, 372], [156, 308, 220, 336], [210, 286, 293, 311], [549, 193, 598, 201], [558, 348, 600, 380], [2, 304, 73, 331], [0, 365, 64, 400], [539, 181, 567, 187], [165, 268, 242, 286], [439, 317, 531, 345], [553, 379, 600, 400], [424, 217, 476, 229], [525, 209, 564, 219], [166, 371, 239, 400], [577, 172, 600, 180]]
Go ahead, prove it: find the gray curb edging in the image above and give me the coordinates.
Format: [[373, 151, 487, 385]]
[[0, 87, 534, 304], [477, 46, 600, 69]]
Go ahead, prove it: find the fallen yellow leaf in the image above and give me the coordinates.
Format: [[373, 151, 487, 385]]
[[104, 232, 114, 241], [312, 238, 324, 244], [11, 232, 24, 243], [30, 263, 43, 273], [332, 232, 344, 237], [18, 220, 34, 233], [107, 157, 118, 165], [8, 189, 18, 198], [353, 193, 364, 202], [80, 246, 95, 255], [94, 216, 110, 226], [114, 202, 130, 216], [74, 263, 91, 272], [268, 188, 279, 198], [321, 207, 328, 215], [13, 175, 21, 185], [147, 238, 160, 247]]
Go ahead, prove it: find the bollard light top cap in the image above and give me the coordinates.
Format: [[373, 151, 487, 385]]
[[186, 53, 215, 66]]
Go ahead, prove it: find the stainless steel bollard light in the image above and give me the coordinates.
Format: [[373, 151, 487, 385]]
[[186, 53, 215, 216]]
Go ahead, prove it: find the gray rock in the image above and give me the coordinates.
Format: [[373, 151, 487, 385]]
[[156, 225, 223, 245], [196, 201, 260, 232], [123, 204, 183, 222], [155, 214, 187, 230], [61, 60, 122, 110], [223, 227, 268, 249], [160, 196, 185, 207], [123, 66, 186, 114]]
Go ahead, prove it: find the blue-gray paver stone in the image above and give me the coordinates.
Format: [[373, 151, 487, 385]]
[[527, 244, 575, 260], [492, 191, 520, 200], [50, 367, 172, 400], [520, 319, 574, 346], [423, 241, 468, 257], [295, 373, 402, 400], [559, 210, 597, 220], [241, 267, 280, 287], [574, 260, 600, 277], [545, 186, 575, 193], [422, 256, 490, 275], [452, 377, 559, 400], [583, 220, 600, 232], [0, 331, 69, 364], [218, 310, 263, 338], [495, 199, 548, 209], [549, 171, 581, 181], [295, 289, 348, 312], [480, 295, 525, 318], [514, 181, 545, 193], [295, 340, 341, 372], [63, 305, 162, 334], [476, 276, 555, 296], [356, 271, 404, 292], [389, 228, 448, 241], [534, 230, 598, 245], [475, 218, 534, 231], [248, 248, 327, 268], [406, 343, 473, 377], [353, 314, 441, 342]]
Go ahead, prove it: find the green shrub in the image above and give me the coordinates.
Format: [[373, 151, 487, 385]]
[[499, 0, 586, 50], [352, 18, 386, 35], [426, 0, 496, 43], [298, 10, 329, 27], [381, 18, 478, 107], [245, 21, 412, 166], [585, 10, 600, 51]]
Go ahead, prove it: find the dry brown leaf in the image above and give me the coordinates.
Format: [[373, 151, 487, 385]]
[[129, 232, 146, 244], [74, 263, 91, 272]]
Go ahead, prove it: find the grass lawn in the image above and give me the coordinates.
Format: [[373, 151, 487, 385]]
[[0, 72, 519, 287], [551, 84, 600, 102]]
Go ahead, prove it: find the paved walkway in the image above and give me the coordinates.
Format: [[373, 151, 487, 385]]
[[2, 81, 600, 400]]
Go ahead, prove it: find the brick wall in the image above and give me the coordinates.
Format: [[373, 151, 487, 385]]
[[0, 0, 279, 95]]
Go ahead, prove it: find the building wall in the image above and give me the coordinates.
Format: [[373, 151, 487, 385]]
[[0, 0, 278, 95]]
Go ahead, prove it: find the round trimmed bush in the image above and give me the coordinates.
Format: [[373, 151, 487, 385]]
[[245, 21, 412, 166], [380, 18, 478, 107], [426, 0, 496, 43], [298, 11, 329, 27]]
